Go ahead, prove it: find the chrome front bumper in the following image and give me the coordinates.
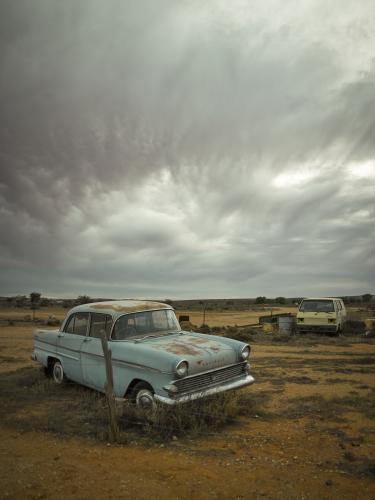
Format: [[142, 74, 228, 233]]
[[155, 374, 255, 405]]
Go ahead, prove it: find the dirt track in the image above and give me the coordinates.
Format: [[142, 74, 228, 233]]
[[0, 313, 374, 499]]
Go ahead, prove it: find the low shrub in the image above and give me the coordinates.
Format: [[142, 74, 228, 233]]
[[121, 391, 240, 440], [344, 319, 366, 335], [211, 326, 224, 334], [272, 333, 292, 343], [223, 326, 256, 343], [195, 324, 211, 333], [364, 328, 375, 338], [46, 318, 60, 326]]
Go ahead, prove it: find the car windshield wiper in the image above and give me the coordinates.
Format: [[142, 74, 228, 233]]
[[134, 334, 160, 342], [134, 331, 181, 342]]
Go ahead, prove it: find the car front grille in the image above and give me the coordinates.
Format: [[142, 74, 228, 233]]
[[174, 362, 247, 394]]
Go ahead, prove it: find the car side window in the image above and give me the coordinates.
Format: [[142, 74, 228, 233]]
[[63, 313, 89, 336], [89, 313, 113, 339]]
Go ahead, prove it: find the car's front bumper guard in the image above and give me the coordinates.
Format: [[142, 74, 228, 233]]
[[155, 374, 255, 405]]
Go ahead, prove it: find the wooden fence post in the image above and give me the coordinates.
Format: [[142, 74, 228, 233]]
[[100, 329, 119, 442]]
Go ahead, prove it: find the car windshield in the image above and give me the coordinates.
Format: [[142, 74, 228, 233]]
[[112, 309, 181, 340], [299, 300, 334, 313]]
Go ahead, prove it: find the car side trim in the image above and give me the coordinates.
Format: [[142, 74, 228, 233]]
[[57, 351, 80, 361], [36, 339, 80, 360], [36, 338, 167, 373], [112, 357, 164, 374]]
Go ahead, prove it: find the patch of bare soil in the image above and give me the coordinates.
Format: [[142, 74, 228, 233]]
[[0, 319, 374, 499]]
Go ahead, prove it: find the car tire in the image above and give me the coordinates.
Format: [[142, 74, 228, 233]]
[[44, 358, 54, 378], [131, 382, 156, 410], [52, 360, 66, 384]]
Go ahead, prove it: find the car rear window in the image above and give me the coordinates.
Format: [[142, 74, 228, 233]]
[[64, 312, 90, 335], [299, 300, 334, 313]]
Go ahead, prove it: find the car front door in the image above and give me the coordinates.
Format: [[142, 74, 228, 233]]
[[56, 312, 89, 383], [81, 313, 112, 391]]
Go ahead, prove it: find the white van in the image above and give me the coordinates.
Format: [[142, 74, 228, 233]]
[[296, 297, 346, 334]]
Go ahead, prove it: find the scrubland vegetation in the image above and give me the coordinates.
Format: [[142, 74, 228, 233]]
[[0, 305, 374, 498]]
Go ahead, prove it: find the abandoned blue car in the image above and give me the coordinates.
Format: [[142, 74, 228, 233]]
[[32, 300, 254, 408]]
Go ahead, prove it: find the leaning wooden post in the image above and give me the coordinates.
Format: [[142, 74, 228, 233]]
[[100, 329, 119, 442]]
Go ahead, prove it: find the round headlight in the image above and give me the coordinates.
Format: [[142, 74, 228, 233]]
[[175, 360, 189, 378], [241, 345, 250, 360]]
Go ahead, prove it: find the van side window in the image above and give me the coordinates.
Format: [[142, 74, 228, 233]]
[[64, 313, 89, 336], [89, 313, 113, 339]]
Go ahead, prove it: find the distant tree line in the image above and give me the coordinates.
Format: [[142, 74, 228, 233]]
[[3, 293, 97, 309], [1, 293, 373, 311], [255, 296, 288, 305]]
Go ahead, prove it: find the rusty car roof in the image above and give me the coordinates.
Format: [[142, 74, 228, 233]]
[[70, 300, 173, 317]]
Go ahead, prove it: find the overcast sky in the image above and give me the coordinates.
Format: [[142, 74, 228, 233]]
[[0, 0, 374, 299]]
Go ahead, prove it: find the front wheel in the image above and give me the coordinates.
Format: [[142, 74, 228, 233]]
[[131, 382, 156, 410], [52, 360, 66, 384]]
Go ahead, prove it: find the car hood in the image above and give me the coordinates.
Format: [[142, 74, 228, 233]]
[[132, 332, 241, 375]]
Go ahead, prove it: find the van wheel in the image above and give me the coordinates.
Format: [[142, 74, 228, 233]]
[[131, 382, 156, 410], [52, 361, 66, 384]]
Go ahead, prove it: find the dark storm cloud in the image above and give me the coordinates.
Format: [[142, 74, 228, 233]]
[[0, 0, 374, 297]]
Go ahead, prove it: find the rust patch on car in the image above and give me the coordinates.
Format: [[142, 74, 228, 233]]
[[160, 342, 201, 356], [91, 301, 170, 313], [153, 337, 225, 357], [187, 337, 211, 344]]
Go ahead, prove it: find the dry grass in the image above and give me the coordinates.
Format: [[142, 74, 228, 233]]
[[175, 306, 297, 327], [0, 306, 66, 321], [1, 314, 375, 499]]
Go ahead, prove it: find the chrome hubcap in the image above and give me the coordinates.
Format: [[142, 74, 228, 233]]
[[136, 390, 155, 409], [53, 364, 63, 383]]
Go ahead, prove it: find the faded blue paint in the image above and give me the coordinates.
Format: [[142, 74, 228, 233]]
[[33, 300, 254, 402]]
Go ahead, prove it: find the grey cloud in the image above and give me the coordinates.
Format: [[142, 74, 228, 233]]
[[0, 1, 374, 297]]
